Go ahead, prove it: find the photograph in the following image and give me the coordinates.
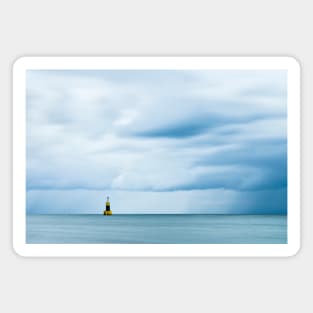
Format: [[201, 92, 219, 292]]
[[13, 57, 300, 256]]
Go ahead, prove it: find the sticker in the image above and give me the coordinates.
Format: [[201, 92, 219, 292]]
[[13, 57, 300, 257]]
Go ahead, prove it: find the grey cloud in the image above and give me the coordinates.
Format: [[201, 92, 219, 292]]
[[26, 69, 288, 214]]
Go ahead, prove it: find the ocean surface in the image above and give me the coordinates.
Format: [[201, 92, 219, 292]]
[[26, 214, 287, 244]]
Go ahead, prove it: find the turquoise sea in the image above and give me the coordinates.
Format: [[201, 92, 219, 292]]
[[26, 214, 287, 244]]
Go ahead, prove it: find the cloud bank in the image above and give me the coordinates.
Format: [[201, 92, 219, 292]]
[[26, 69, 287, 214]]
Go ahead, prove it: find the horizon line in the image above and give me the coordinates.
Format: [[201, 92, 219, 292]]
[[26, 212, 287, 216]]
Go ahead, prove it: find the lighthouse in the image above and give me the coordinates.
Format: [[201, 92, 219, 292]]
[[103, 196, 112, 215]]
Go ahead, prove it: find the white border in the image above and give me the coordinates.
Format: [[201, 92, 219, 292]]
[[13, 57, 301, 257]]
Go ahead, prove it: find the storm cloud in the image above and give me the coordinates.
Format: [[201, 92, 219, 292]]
[[26, 69, 287, 214]]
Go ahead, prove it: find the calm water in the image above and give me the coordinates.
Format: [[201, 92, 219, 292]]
[[26, 214, 287, 244]]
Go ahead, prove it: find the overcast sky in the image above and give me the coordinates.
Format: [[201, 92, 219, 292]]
[[26, 69, 287, 214]]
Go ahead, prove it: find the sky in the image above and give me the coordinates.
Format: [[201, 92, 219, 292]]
[[26, 69, 287, 214]]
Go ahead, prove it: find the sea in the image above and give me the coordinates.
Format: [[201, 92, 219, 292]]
[[26, 214, 287, 244]]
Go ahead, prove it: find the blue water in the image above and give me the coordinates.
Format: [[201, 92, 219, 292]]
[[26, 214, 287, 244]]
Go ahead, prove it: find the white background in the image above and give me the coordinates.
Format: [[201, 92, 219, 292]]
[[1, 1, 311, 312]]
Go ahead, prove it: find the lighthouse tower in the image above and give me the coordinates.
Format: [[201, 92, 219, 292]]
[[103, 196, 112, 215]]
